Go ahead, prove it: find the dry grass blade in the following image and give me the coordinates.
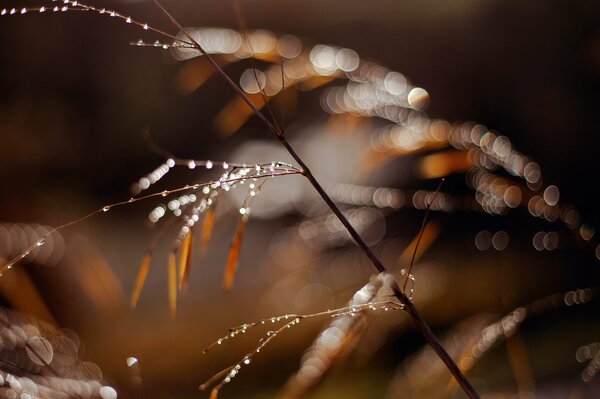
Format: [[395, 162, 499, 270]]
[[168, 251, 177, 318], [201, 206, 216, 256], [223, 219, 246, 291], [178, 230, 193, 290], [130, 252, 152, 308]]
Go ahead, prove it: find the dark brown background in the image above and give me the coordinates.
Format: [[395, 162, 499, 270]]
[[1, 1, 599, 398]]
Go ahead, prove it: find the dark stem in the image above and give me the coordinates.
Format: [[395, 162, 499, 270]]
[[152, 2, 479, 397], [152, 0, 281, 138], [402, 178, 444, 292], [277, 136, 479, 399]]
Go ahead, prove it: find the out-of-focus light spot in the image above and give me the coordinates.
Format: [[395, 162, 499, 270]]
[[503, 186, 521, 208], [524, 162, 541, 184], [528, 195, 543, 217], [243, 29, 277, 55], [533, 231, 545, 251], [479, 131, 496, 153], [138, 178, 150, 190], [460, 356, 474, 370], [596, 245, 600, 260], [492, 136, 511, 158], [543, 185, 560, 206], [126, 357, 138, 368], [576, 345, 592, 362], [383, 71, 407, 96], [564, 291, 575, 306], [475, 230, 491, 251], [492, 231, 509, 251], [99, 386, 117, 399], [0, 223, 63, 267], [469, 124, 486, 145], [148, 205, 166, 223], [6, 375, 21, 392], [240, 68, 266, 94], [560, 205, 580, 228], [276, 34, 302, 59], [543, 231, 559, 251], [310, 44, 337, 75], [335, 48, 359, 72], [580, 223, 595, 241], [25, 336, 53, 366], [429, 119, 451, 142], [407, 87, 429, 110], [172, 28, 242, 60]]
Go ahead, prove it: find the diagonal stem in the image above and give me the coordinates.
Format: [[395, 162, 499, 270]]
[[277, 136, 479, 398], [152, 2, 479, 397]]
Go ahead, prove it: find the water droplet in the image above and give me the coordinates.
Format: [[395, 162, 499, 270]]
[[206, 161, 213, 169], [143, 23, 148, 30], [126, 17, 132, 23], [103, 206, 110, 212]]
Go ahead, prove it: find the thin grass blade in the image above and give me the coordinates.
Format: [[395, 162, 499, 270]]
[[168, 251, 177, 318], [223, 219, 246, 291], [130, 253, 152, 308], [201, 206, 216, 256], [178, 230, 193, 290]]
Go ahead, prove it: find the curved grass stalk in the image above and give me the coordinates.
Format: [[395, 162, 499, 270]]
[[0, 168, 302, 276]]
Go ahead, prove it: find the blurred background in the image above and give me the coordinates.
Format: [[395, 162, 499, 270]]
[[0, 0, 600, 398]]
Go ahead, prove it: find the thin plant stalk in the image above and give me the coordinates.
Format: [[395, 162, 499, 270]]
[[151, 1, 479, 397]]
